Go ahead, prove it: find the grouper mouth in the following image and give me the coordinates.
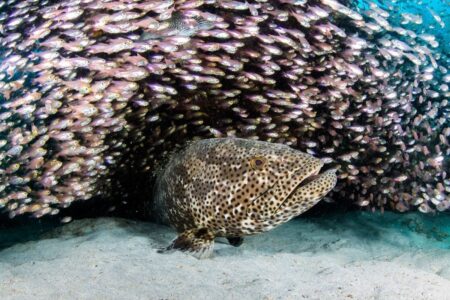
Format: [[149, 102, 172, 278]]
[[255, 164, 328, 215], [283, 161, 335, 202], [296, 169, 322, 189], [294, 160, 324, 189], [249, 158, 333, 212]]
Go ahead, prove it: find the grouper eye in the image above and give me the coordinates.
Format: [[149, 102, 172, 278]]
[[249, 157, 267, 170]]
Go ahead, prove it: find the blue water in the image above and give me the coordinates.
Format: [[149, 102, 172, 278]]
[[354, 0, 450, 54]]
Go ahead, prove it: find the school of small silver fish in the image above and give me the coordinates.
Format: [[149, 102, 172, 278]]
[[0, 0, 449, 219]]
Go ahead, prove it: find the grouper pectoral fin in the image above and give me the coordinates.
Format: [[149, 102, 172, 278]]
[[157, 228, 215, 259]]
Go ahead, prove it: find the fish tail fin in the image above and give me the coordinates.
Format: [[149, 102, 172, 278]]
[[158, 228, 215, 259]]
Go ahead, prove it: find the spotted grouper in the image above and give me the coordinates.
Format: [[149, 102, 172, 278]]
[[152, 138, 337, 258]]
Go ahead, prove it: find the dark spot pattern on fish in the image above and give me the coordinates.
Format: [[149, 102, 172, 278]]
[[152, 138, 337, 258]]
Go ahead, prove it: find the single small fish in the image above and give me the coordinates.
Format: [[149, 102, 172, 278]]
[[427, 8, 445, 28], [140, 12, 214, 41], [152, 138, 337, 258]]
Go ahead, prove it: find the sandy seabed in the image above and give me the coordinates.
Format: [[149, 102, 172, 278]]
[[0, 212, 449, 300]]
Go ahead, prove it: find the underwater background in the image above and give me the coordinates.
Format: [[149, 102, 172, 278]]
[[0, 0, 450, 298], [0, 0, 448, 225], [355, 0, 449, 52]]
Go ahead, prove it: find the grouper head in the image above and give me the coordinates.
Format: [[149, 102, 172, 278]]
[[181, 138, 337, 235]]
